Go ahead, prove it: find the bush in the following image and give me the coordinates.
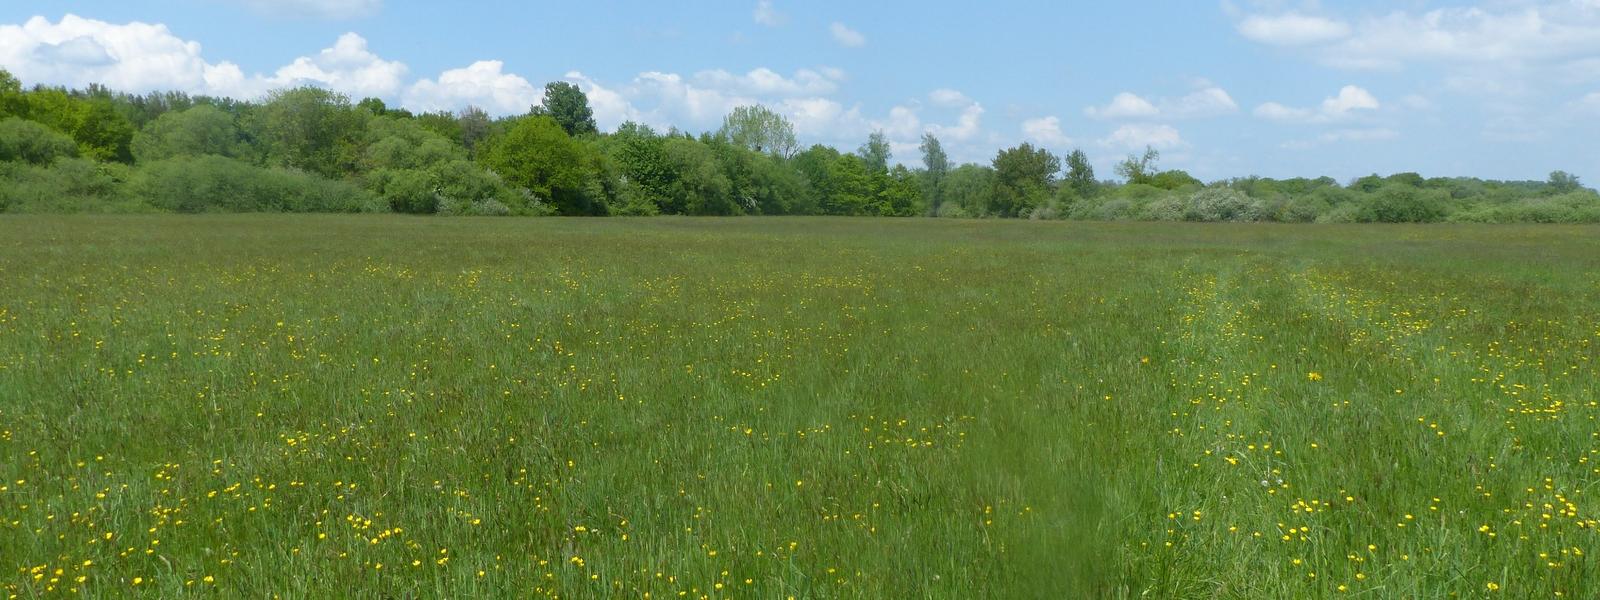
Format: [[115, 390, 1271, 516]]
[[132, 155, 383, 213], [1185, 187, 1262, 222], [1357, 184, 1449, 223], [0, 118, 79, 165], [0, 158, 140, 213]]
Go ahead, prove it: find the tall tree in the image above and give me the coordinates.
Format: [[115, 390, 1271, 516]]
[[1063, 149, 1096, 198], [1549, 170, 1583, 194], [248, 87, 366, 178], [532, 82, 598, 137], [991, 143, 1059, 217], [919, 133, 949, 215], [131, 104, 241, 162], [479, 115, 604, 215], [858, 130, 891, 173], [1114, 146, 1160, 185], [457, 106, 491, 154], [717, 105, 797, 158]]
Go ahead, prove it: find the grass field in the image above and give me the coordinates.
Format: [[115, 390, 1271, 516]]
[[1, 216, 1598, 598]]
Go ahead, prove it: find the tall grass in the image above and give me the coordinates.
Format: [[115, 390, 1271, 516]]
[[0, 216, 1596, 597]]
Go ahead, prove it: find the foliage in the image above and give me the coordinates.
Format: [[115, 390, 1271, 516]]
[[990, 143, 1059, 217], [0, 117, 80, 165], [131, 155, 381, 213], [717, 105, 797, 158], [131, 104, 242, 162], [479, 116, 604, 215], [531, 82, 598, 137]]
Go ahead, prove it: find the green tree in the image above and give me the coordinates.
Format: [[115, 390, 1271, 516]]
[[248, 87, 366, 178], [858, 131, 891, 173], [991, 143, 1059, 217], [479, 115, 604, 215], [1114, 146, 1159, 185], [1063, 149, 1096, 198], [919, 133, 949, 215], [458, 106, 492, 154], [532, 82, 597, 137], [0, 118, 79, 165], [1549, 170, 1583, 194], [717, 105, 797, 158], [131, 105, 241, 162]]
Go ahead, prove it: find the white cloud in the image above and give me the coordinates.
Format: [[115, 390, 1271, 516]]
[[234, 0, 382, 19], [873, 105, 922, 139], [753, 1, 787, 27], [0, 14, 252, 96], [1021, 116, 1072, 147], [928, 88, 972, 108], [1283, 127, 1399, 149], [1086, 93, 1159, 119], [691, 67, 843, 97], [265, 32, 406, 98], [403, 60, 538, 116], [1253, 102, 1314, 121], [1578, 91, 1600, 113], [830, 22, 866, 48], [1236, 13, 1351, 46], [1255, 85, 1380, 122], [1237, 3, 1600, 73], [0, 16, 411, 100], [1099, 123, 1184, 151], [1086, 86, 1237, 120], [562, 71, 643, 130], [928, 98, 984, 142]]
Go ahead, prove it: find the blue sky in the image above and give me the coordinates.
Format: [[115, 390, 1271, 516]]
[[3, 0, 1599, 183]]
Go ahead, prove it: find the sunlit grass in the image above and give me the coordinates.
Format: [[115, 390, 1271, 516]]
[[1, 216, 1597, 597]]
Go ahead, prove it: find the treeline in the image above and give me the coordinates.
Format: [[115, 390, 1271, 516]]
[[2, 68, 1597, 223]]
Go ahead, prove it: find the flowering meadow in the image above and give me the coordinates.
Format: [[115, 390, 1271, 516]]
[[1, 216, 1597, 597]]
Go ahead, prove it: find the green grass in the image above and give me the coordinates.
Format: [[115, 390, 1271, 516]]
[[1, 215, 1598, 598]]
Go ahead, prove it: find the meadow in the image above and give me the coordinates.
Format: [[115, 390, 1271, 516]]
[[1, 216, 1597, 598]]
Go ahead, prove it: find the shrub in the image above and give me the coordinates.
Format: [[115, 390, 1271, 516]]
[[1185, 187, 1262, 222], [1357, 184, 1449, 223], [0, 158, 139, 213], [0, 118, 79, 165], [132, 155, 382, 213]]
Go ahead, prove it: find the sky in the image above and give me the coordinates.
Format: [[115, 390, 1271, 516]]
[[2, 0, 1599, 183]]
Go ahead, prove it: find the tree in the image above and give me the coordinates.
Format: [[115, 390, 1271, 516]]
[[458, 106, 491, 154], [1063, 149, 1096, 198], [1115, 146, 1160, 185], [919, 133, 949, 215], [479, 115, 604, 215], [858, 131, 891, 173], [717, 105, 797, 158], [532, 82, 597, 137], [991, 143, 1060, 217], [248, 87, 366, 178], [0, 118, 79, 164], [1549, 170, 1583, 194], [131, 105, 241, 162]]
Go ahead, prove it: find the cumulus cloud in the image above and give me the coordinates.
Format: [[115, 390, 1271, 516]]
[[753, 1, 787, 27], [1254, 85, 1380, 122], [0, 16, 408, 100], [928, 88, 973, 108], [1282, 127, 1399, 149], [403, 60, 538, 116], [830, 22, 866, 47], [1099, 123, 1184, 151], [1021, 116, 1072, 147], [0, 14, 252, 96], [233, 0, 382, 19], [1236, 3, 1600, 72], [265, 32, 406, 98], [1086, 86, 1237, 119], [1236, 13, 1351, 46], [691, 67, 843, 97], [1085, 93, 1159, 119]]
